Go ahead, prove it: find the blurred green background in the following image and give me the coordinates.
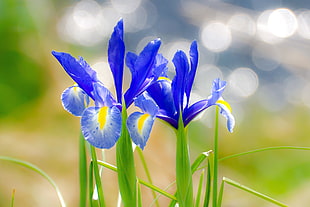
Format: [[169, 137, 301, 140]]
[[1, 0, 310, 206]]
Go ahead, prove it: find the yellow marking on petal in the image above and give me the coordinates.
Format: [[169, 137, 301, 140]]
[[137, 114, 150, 135], [98, 106, 109, 130], [158, 76, 171, 82], [216, 99, 232, 112]]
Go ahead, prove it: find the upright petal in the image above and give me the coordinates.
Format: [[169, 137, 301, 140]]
[[61, 85, 89, 116], [127, 112, 155, 150], [172, 50, 189, 112], [185, 41, 198, 107], [81, 106, 121, 149], [124, 39, 161, 106], [151, 54, 169, 80], [108, 19, 125, 103], [92, 82, 118, 108], [52, 51, 96, 99]]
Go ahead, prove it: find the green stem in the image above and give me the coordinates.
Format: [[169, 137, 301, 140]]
[[97, 160, 177, 201], [220, 146, 310, 161], [136, 147, 159, 207], [213, 107, 219, 207], [10, 189, 15, 207], [116, 104, 137, 207], [90, 146, 105, 207], [176, 113, 193, 207], [79, 133, 88, 207]]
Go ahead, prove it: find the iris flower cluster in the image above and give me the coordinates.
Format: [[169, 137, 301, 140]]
[[52, 19, 235, 150]]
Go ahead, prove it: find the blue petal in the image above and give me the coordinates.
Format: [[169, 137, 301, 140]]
[[147, 79, 177, 121], [125, 52, 138, 75], [61, 86, 89, 116], [183, 78, 227, 126], [92, 82, 117, 108], [81, 106, 121, 149], [124, 39, 161, 107], [151, 54, 169, 80], [52, 51, 96, 99], [127, 112, 155, 150], [108, 19, 125, 103], [185, 41, 198, 107], [134, 93, 159, 116], [172, 50, 189, 112]]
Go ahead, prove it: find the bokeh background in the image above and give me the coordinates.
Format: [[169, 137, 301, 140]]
[[1, 0, 310, 206]]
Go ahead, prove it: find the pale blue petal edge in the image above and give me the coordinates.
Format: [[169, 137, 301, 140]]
[[127, 112, 155, 150], [81, 106, 121, 149], [61, 86, 89, 116]]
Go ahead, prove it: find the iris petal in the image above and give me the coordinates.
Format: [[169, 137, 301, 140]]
[[124, 39, 161, 107], [52, 51, 96, 99], [172, 50, 189, 112], [185, 41, 198, 107], [81, 106, 121, 149], [108, 19, 125, 103], [61, 86, 89, 116], [134, 93, 159, 116], [127, 112, 155, 150], [216, 99, 235, 132]]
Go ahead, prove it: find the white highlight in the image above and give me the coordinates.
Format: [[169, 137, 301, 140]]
[[268, 8, 298, 38], [200, 22, 232, 52]]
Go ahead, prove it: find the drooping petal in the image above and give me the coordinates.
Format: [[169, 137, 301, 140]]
[[216, 99, 235, 132], [61, 85, 89, 116], [108, 19, 125, 103], [185, 41, 198, 107], [172, 50, 189, 112], [52, 51, 96, 99], [124, 39, 161, 107], [127, 112, 155, 150], [81, 106, 121, 149], [183, 78, 228, 126]]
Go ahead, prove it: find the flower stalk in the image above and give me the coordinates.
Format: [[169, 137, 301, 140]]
[[116, 102, 137, 207], [176, 113, 194, 207]]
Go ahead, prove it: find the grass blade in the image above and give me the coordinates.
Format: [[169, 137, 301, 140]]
[[220, 146, 310, 161], [222, 177, 288, 207], [79, 133, 88, 207], [136, 147, 159, 207], [195, 170, 205, 207], [90, 145, 105, 207], [0, 156, 66, 207], [10, 189, 16, 207]]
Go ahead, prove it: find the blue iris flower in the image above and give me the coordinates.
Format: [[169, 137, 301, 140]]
[[133, 41, 235, 134], [52, 19, 167, 149]]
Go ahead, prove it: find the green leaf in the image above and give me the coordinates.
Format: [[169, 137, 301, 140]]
[[116, 103, 137, 207], [175, 113, 194, 207], [79, 133, 88, 207], [90, 145, 106, 207]]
